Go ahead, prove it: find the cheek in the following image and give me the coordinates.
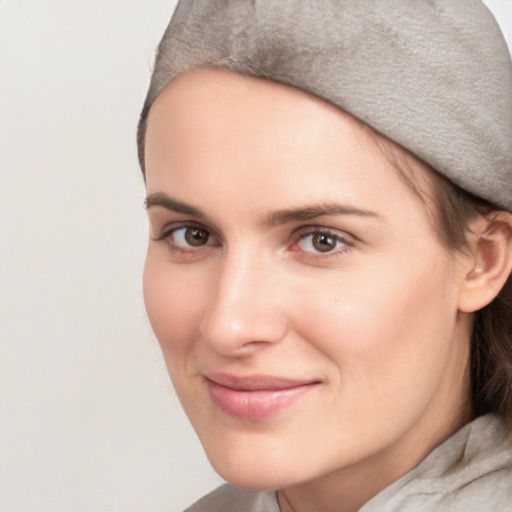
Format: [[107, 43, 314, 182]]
[[143, 249, 207, 360], [292, 250, 458, 394]]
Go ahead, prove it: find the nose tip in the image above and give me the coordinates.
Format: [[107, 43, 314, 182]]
[[200, 300, 288, 356], [199, 261, 288, 356], [201, 313, 288, 355]]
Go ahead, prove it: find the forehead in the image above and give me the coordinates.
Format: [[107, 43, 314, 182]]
[[144, 67, 433, 228]]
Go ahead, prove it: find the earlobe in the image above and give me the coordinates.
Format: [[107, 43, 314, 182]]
[[458, 212, 512, 313]]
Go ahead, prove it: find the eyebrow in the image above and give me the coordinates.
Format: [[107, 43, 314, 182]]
[[145, 192, 207, 219], [145, 192, 379, 225], [265, 204, 380, 226]]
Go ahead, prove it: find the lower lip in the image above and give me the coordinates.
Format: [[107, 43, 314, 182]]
[[206, 380, 318, 421]]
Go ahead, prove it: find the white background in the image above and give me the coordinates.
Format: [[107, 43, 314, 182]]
[[0, 1, 511, 511]]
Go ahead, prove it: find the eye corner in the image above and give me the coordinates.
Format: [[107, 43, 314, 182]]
[[151, 222, 221, 259], [290, 226, 355, 259]]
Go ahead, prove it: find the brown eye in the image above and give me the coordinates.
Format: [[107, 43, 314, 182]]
[[311, 233, 338, 252], [296, 230, 349, 254], [183, 227, 210, 247], [163, 225, 213, 249]]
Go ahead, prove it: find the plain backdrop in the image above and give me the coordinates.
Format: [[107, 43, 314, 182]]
[[0, 1, 511, 511]]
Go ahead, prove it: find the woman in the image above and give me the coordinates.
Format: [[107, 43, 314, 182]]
[[137, 1, 512, 511]]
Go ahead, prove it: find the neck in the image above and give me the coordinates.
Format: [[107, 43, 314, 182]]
[[277, 402, 472, 512], [277, 316, 474, 512]]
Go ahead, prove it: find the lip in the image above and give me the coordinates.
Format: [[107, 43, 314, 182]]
[[204, 373, 320, 421]]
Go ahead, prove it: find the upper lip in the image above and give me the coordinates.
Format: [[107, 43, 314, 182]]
[[204, 372, 319, 391]]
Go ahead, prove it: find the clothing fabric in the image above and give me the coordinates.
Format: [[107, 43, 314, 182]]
[[138, 0, 512, 211], [184, 414, 512, 511]]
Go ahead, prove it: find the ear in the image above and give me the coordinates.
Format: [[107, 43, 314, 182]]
[[458, 211, 512, 313]]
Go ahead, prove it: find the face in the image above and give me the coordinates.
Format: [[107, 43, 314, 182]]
[[143, 68, 472, 493]]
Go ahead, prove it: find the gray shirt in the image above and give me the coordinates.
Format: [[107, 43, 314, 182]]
[[185, 414, 512, 511]]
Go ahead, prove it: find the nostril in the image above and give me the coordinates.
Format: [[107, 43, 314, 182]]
[[198, 254, 289, 354], [199, 305, 288, 356]]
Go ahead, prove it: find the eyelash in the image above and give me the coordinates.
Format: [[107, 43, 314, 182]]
[[153, 223, 218, 254], [291, 227, 353, 258], [153, 223, 354, 259]]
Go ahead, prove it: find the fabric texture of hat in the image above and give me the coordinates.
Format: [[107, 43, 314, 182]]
[[138, 0, 512, 211]]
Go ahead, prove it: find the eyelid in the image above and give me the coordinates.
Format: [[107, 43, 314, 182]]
[[152, 221, 221, 251], [151, 220, 355, 258], [290, 225, 355, 256], [292, 225, 355, 243]]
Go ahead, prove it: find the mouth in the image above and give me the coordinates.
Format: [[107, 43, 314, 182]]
[[204, 373, 320, 421]]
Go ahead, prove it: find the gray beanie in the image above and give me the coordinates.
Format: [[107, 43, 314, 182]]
[[138, 0, 512, 211]]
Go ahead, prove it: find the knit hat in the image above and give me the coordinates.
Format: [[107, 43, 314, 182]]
[[138, 0, 512, 211]]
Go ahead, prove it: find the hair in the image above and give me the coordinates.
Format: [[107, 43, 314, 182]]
[[435, 183, 512, 434], [369, 129, 512, 435], [138, 71, 512, 435]]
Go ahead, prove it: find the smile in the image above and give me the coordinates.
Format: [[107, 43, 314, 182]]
[[205, 373, 320, 421]]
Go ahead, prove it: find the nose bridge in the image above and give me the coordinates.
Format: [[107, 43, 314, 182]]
[[200, 246, 287, 353]]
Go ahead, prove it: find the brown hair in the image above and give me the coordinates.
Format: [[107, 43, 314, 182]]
[[434, 182, 512, 432], [139, 82, 512, 433], [371, 130, 512, 434]]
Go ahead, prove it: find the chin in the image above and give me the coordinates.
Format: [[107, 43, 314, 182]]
[[215, 466, 295, 492], [202, 441, 303, 491]]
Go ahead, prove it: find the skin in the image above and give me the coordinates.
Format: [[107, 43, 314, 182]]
[[143, 67, 476, 512]]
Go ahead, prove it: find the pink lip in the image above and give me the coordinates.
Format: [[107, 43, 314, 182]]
[[205, 373, 320, 421]]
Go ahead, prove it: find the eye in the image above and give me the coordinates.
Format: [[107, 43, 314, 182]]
[[295, 229, 350, 254], [154, 223, 217, 252], [172, 226, 211, 248]]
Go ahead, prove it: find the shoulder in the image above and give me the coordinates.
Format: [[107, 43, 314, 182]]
[[376, 464, 512, 512], [362, 414, 512, 511], [184, 484, 279, 512]]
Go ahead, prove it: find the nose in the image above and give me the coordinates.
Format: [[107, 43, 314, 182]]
[[199, 251, 288, 356]]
